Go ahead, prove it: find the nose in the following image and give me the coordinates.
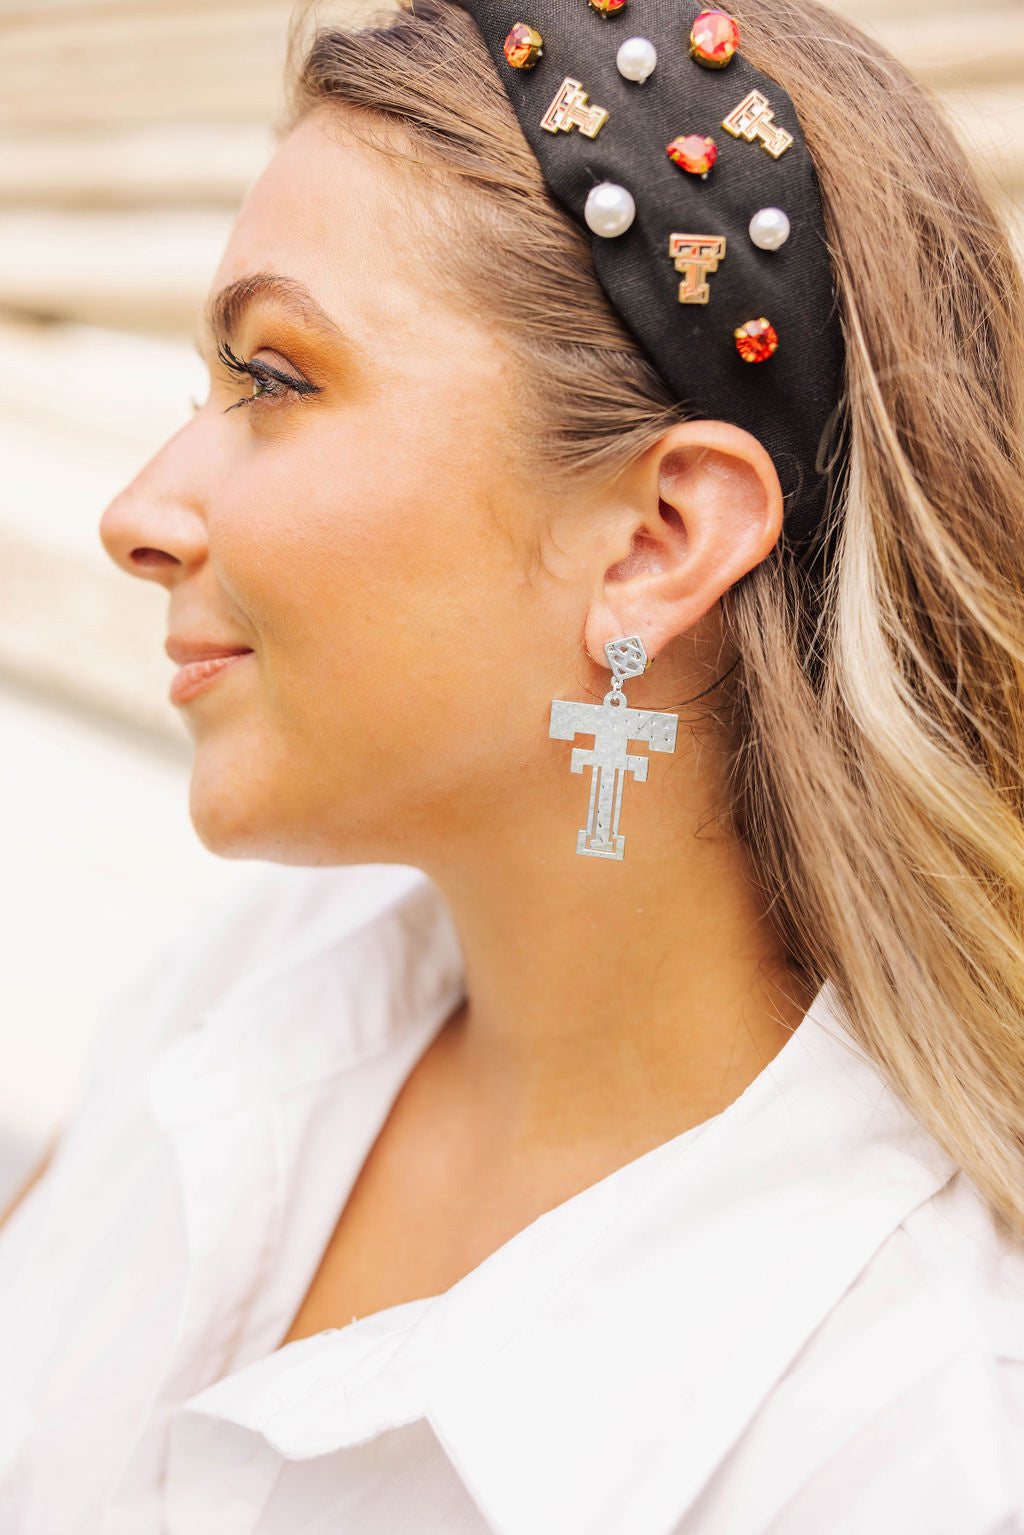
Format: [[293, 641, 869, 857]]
[[99, 420, 209, 589]]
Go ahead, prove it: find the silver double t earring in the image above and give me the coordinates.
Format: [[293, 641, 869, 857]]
[[549, 634, 679, 861]]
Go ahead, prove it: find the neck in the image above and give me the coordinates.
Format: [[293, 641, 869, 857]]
[[415, 728, 817, 1159]]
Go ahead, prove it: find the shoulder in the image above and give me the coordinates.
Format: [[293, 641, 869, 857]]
[[734, 1173, 1024, 1532], [888, 1169, 1024, 1465], [893, 1173, 1024, 1517], [898, 1171, 1024, 1366], [685, 1168, 1024, 1534]]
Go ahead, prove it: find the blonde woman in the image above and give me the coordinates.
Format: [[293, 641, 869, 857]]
[[1, 0, 1022, 1530]]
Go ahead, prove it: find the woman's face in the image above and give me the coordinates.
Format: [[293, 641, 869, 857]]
[[100, 112, 591, 865]]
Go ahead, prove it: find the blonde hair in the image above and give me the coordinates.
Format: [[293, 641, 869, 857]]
[[284, 0, 1024, 1243]]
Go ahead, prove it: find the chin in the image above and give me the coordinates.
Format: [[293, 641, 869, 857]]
[[184, 735, 284, 860], [188, 791, 321, 864], [184, 749, 390, 867], [188, 771, 267, 860]]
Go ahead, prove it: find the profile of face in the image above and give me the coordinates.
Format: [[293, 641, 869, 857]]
[[100, 111, 781, 871]]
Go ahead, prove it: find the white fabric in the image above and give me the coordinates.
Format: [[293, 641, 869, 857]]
[[0, 860, 1022, 1535]]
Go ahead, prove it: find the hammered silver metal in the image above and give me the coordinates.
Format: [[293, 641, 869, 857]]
[[605, 634, 648, 683], [549, 634, 678, 860]]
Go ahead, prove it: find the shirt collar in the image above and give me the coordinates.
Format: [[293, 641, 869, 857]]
[[173, 873, 960, 1535], [148, 864, 466, 1130], [424, 979, 959, 1534]]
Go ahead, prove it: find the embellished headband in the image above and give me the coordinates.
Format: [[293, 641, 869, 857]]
[[452, 0, 849, 559]]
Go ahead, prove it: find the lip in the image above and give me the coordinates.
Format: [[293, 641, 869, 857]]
[[169, 651, 254, 706], [165, 635, 254, 666]]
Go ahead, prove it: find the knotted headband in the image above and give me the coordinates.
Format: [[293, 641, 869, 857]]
[[451, 0, 848, 558]]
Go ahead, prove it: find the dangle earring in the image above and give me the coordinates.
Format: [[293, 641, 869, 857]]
[[549, 635, 678, 861]]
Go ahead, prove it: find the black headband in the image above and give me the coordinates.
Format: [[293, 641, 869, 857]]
[[453, 0, 848, 558]]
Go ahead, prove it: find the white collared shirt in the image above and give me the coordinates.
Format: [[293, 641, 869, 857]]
[[1, 861, 1022, 1535]]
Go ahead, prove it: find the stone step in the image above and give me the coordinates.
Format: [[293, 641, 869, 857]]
[[873, 14, 1024, 88], [0, 123, 273, 210], [0, 0, 386, 131], [0, 208, 232, 331], [0, 2, 294, 130], [0, 316, 204, 747]]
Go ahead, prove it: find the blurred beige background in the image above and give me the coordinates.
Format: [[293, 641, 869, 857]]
[[1, 0, 1021, 1196]]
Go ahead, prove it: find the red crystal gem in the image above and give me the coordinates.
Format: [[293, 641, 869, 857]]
[[689, 10, 740, 69], [734, 318, 779, 363], [503, 22, 543, 68], [666, 134, 718, 176], [588, 0, 628, 12]]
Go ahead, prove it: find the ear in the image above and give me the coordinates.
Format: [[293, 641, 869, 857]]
[[583, 419, 783, 666]]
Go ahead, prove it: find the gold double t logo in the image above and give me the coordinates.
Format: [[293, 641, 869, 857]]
[[721, 90, 793, 158], [540, 77, 609, 138], [668, 235, 727, 304]]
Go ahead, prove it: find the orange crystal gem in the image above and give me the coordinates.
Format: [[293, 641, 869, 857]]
[[734, 318, 778, 363], [666, 134, 718, 176], [588, 0, 628, 13], [503, 22, 543, 67], [689, 10, 740, 69]]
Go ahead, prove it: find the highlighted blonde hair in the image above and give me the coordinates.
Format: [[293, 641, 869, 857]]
[[285, 0, 1024, 1242]]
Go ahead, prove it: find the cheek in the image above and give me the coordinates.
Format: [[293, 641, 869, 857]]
[[203, 424, 522, 754]]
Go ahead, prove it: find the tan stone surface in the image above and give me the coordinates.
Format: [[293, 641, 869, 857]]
[[0, 315, 205, 747], [0, 124, 273, 209]]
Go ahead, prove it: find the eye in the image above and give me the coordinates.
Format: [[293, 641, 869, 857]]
[[214, 338, 321, 413]]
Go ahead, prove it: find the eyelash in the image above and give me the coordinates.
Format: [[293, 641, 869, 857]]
[[215, 338, 321, 412]]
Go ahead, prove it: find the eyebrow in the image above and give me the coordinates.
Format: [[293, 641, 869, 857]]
[[203, 272, 348, 345]]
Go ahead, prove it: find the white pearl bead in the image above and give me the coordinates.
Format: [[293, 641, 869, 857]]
[[584, 182, 636, 238], [616, 36, 657, 83], [748, 207, 791, 251]]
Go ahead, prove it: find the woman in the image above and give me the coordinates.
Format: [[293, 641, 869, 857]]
[[1, 0, 1022, 1529]]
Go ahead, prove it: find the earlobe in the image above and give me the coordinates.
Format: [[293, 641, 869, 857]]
[[585, 419, 783, 665]]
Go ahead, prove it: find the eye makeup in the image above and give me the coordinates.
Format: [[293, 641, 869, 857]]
[[215, 337, 323, 413]]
